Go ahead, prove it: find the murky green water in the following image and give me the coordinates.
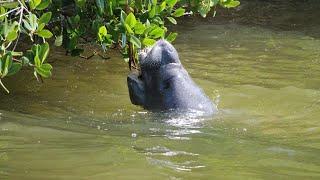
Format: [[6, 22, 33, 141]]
[[1, 1, 320, 179]]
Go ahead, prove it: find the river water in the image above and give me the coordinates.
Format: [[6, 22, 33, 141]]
[[0, 1, 319, 179]]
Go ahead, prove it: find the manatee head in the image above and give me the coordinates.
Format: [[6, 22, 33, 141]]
[[140, 39, 181, 72], [129, 40, 181, 109]]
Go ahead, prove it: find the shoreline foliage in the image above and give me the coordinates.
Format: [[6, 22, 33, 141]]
[[0, 0, 239, 93]]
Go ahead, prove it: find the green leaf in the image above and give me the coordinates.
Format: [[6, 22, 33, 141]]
[[95, 0, 105, 15], [0, 7, 6, 22], [1, 52, 12, 78], [38, 12, 52, 24], [37, 29, 53, 38], [54, 35, 63, 46], [21, 56, 30, 65], [34, 55, 41, 67], [1, 2, 18, 9], [35, 66, 52, 78], [66, 37, 77, 50], [149, 27, 165, 38], [166, 32, 178, 42], [41, 63, 53, 71], [134, 22, 146, 35], [99, 27, 108, 36], [39, 42, 49, 63], [151, 0, 157, 5], [23, 19, 33, 31], [153, 17, 164, 25], [125, 13, 137, 28], [68, 15, 80, 27], [29, 14, 38, 31], [32, 44, 40, 55], [124, 24, 134, 34], [223, 0, 240, 8], [173, 8, 185, 17], [29, 0, 42, 10], [149, 6, 156, 18], [144, 25, 155, 36], [98, 26, 108, 41], [36, 0, 51, 10], [166, 0, 177, 8], [198, 0, 212, 17], [24, 51, 34, 64], [166, 17, 177, 25], [142, 38, 156, 46], [129, 35, 141, 48], [3, 21, 18, 39], [35, 63, 53, 79], [2, 19, 9, 37], [6, 31, 18, 41], [37, 23, 45, 32], [75, 0, 86, 9], [145, 19, 151, 27], [0, 59, 2, 75], [120, 10, 127, 25], [7, 63, 22, 76], [159, 1, 166, 12], [121, 33, 126, 48], [107, 0, 113, 16]]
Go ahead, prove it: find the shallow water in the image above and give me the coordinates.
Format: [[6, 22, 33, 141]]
[[1, 1, 320, 179]]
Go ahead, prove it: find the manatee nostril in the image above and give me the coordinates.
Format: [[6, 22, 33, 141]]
[[164, 82, 170, 90], [162, 78, 171, 90]]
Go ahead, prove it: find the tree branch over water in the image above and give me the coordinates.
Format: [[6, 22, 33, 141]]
[[0, 0, 240, 93]]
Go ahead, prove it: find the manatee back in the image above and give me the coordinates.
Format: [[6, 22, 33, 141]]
[[160, 63, 217, 115]]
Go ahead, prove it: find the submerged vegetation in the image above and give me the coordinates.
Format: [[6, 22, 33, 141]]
[[0, 0, 239, 93]]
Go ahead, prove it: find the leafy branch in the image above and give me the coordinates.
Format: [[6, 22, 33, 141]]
[[0, 0, 240, 93]]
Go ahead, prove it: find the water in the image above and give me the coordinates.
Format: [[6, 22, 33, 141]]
[[0, 1, 320, 179]]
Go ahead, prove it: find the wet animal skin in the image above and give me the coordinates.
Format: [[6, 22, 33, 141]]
[[127, 40, 217, 115]]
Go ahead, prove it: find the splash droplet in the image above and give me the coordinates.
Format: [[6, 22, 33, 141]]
[[131, 133, 137, 138]]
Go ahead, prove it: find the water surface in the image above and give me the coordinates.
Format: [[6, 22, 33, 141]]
[[0, 1, 320, 179]]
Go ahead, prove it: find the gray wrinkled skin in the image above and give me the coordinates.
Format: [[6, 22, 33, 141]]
[[127, 40, 217, 115]]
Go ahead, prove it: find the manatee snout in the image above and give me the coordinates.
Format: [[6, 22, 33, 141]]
[[127, 70, 145, 106], [140, 40, 180, 71]]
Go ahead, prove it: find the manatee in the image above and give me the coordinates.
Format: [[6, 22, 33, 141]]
[[127, 40, 217, 115]]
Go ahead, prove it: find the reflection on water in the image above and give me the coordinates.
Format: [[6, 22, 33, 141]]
[[1, 0, 320, 179]]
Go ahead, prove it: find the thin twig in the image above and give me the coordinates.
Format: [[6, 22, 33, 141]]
[[96, 53, 110, 60], [12, 57, 21, 62], [17, 0, 30, 14], [0, 7, 19, 18], [79, 54, 95, 60], [0, 79, 9, 94], [12, 7, 24, 52], [79, 50, 110, 60]]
